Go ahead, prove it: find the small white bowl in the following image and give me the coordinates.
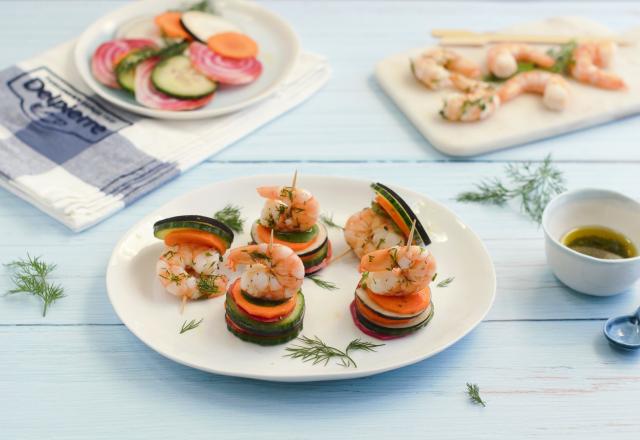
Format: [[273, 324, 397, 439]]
[[542, 188, 640, 296]]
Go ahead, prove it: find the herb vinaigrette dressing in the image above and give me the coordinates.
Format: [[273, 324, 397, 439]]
[[561, 226, 637, 260]]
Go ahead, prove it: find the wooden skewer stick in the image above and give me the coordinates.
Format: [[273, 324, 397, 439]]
[[291, 169, 298, 190], [431, 29, 633, 46], [327, 247, 354, 267], [269, 228, 274, 253], [181, 295, 187, 315], [406, 219, 416, 250]]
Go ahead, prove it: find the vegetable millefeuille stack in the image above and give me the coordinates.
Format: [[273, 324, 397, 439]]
[[250, 174, 332, 275], [154, 215, 233, 254], [225, 242, 306, 346], [350, 186, 437, 340]]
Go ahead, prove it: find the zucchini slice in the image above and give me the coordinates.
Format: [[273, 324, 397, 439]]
[[371, 182, 431, 246], [153, 215, 234, 248], [226, 315, 303, 346], [250, 221, 329, 257], [151, 55, 217, 99], [180, 10, 240, 43], [354, 301, 434, 336], [274, 224, 319, 244]]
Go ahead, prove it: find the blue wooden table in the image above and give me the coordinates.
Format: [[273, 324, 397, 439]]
[[2, 1, 640, 438]]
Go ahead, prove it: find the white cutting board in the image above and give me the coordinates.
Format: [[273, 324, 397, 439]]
[[375, 17, 640, 157]]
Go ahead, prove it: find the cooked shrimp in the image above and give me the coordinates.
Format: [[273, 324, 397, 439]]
[[227, 243, 305, 300], [570, 42, 626, 90], [156, 244, 227, 300], [344, 208, 405, 258], [498, 71, 570, 111], [440, 90, 500, 122], [487, 43, 555, 78], [450, 72, 494, 94], [360, 245, 437, 296], [257, 186, 319, 232], [412, 48, 481, 90]]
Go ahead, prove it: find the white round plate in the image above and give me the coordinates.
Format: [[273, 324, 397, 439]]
[[106, 175, 496, 382], [74, 0, 300, 120]]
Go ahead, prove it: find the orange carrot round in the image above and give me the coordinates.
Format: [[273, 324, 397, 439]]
[[375, 195, 410, 238], [164, 229, 227, 254], [207, 32, 258, 59], [255, 224, 314, 251], [154, 11, 191, 40], [366, 287, 430, 315], [232, 280, 296, 319]]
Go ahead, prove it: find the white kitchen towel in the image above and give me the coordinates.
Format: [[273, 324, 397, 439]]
[[0, 40, 330, 231]]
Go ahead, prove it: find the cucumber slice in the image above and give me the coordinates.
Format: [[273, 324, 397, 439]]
[[241, 290, 288, 307], [153, 215, 233, 247], [300, 240, 330, 269], [226, 289, 305, 335], [151, 55, 217, 99], [226, 315, 303, 346], [180, 10, 240, 43], [371, 182, 431, 246], [116, 49, 154, 93], [274, 224, 319, 244]]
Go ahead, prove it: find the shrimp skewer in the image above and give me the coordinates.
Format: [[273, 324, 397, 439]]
[[498, 70, 570, 111], [570, 41, 626, 90], [227, 243, 305, 300], [257, 185, 319, 232], [156, 243, 228, 303], [344, 207, 405, 258], [487, 43, 555, 79]]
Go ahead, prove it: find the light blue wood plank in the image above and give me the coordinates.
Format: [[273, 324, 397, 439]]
[[0, 1, 638, 161], [1, 321, 639, 439], [1, 162, 638, 324]]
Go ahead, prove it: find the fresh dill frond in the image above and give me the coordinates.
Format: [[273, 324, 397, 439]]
[[285, 336, 384, 368], [346, 339, 385, 354], [436, 277, 455, 288], [307, 276, 338, 291], [320, 213, 344, 230], [285, 335, 356, 367], [179, 318, 203, 334], [186, 0, 214, 12], [466, 383, 487, 407], [214, 204, 245, 233], [115, 41, 188, 74], [249, 251, 270, 261], [456, 155, 565, 223], [197, 275, 222, 295], [5, 254, 65, 317], [547, 41, 577, 74]]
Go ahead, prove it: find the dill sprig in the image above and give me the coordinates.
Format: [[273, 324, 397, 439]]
[[214, 204, 245, 233], [456, 155, 565, 223], [466, 383, 487, 407], [4, 254, 65, 317], [547, 41, 577, 74], [116, 41, 189, 74], [320, 213, 344, 230], [436, 276, 455, 288], [179, 318, 203, 334], [285, 336, 384, 368], [307, 276, 338, 291]]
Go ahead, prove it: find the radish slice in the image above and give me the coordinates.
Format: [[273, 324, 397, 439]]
[[134, 58, 214, 111], [188, 41, 262, 85], [91, 39, 158, 88], [115, 16, 164, 46], [180, 11, 240, 42]]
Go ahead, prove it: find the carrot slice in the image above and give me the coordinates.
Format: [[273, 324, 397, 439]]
[[366, 287, 430, 315], [231, 280, 296, 320], [256, 224, 314, 251], [207, 32, 258, 59], [355, 297, 415, 327], [164, 229, 227, 254], [375, 195, 410, 238], [154, 11, 191, 40]]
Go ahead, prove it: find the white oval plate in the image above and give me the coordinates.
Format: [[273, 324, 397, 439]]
[[106, 175, 496, 381], [74, 0, 300, 120]]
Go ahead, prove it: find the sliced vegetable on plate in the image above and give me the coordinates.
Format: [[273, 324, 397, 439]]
[[180, 10, 240, 42], [135, 57, 215, 110], [189, 41, 262, 85], [91, 38, 158, 88], [208, 31, 259, 59]]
